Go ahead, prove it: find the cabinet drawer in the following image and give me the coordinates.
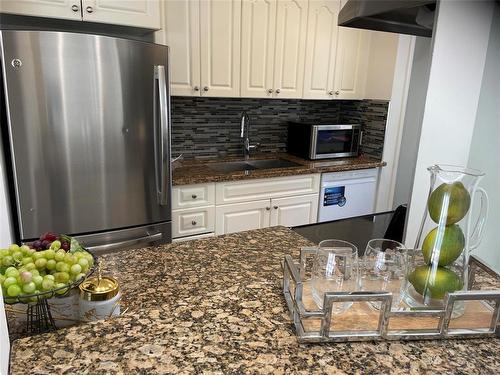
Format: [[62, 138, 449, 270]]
[[172, 206, 215, 238], [216, 174, 320, 204], [172, 183, 215, 209]]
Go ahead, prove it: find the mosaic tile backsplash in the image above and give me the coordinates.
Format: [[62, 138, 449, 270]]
[[171, 97, 388, 160]]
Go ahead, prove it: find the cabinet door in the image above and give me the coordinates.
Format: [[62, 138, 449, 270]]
[[270, 194, 318, 227], [0, 0, 81, 20], [333, 28, 370, 100], [160, 0, 201, 96], [363, 31, 399, 100], [272, 0, 308, 99], [240, 0, 277, 98], [81, 0, 161, 29], [302, 0, 340, 99], [215, 200, 270, 235], [199, 0, 241, 97]]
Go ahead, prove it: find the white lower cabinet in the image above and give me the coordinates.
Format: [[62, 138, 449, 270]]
[[172, 206, 215, 238], [175, 174, 320, 238], [270, 194, 319, 227], [215, 200, 271, 235]]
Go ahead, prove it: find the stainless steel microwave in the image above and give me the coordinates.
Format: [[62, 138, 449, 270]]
[[287, 123, 362, 160]]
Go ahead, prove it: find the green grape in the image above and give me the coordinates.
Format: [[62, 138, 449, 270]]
[[64, 253, 75, 265], [50, 240, 61, 250], [32, 252, 44, 260], [30, 269, 39, 276], [3, 256, 14, 267], [3, 276, 17, 288], [70, 264, 82, 275], [22, 281, 36, 294], [5, 267, 19, 278], [8, 244, 19, 252], [21, 257, 32, 265], [12, 251, 23, 262], [41, 278, 54, 291], [7, 284, 21, 297], [32, 275, 43, 287], [55, 272, 69, 283], [46, 259, 56, 270], [54, 250, 65, 262], [56, 262, 70, 273], [44, 274, 55, 281], [19, 271, 32, 283], [55, 282, 68, 295], [44, 249, 55, 260], [35, 258, 47, 269], [25, 263, 36, 271], [0, 249, 9, 257], [74, 273, 85, 281], [78, 258, 89, 268], [20, 245, 30, 253]]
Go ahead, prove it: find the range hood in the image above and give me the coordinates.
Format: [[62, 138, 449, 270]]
[[338, 0, 437, 37]]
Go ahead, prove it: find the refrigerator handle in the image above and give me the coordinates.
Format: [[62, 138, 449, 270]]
[[154, 65, 170, 206]]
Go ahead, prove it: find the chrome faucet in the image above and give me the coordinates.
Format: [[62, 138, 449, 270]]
[[240, 111, 259, 158]]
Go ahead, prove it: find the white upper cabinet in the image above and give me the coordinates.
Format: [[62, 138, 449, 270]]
[[333, 27, 370, 100], [240, 0, 277, 98], [364, 31, 399, 100], [0, 0, 161, 29], [241, 0, 307, 98], [81, 0, 160, 29], [302, 0, 340, 99], [272, 0, 308, 98], [0, 0, 82, 20], [159, 0, 201, 96], [161, 0, 397, 100], [199, 0, 241, 97]]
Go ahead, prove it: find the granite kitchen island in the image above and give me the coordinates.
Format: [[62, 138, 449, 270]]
[[9, 227, 500, 374]]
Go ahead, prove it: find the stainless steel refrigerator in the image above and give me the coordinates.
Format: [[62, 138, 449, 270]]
[[0, 30, 172, 253]]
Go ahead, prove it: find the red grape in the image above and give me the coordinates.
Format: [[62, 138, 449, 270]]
[[40, 232, 58, 242], [32, 240, 42, 250], [61, 242, 70, 251], [41, 240, 51, 249]]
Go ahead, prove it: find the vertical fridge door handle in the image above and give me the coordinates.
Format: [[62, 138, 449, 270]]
[[154, 65, 170, 206]]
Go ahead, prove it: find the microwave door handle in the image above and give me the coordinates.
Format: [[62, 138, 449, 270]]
[[155, 65, 170, 206]]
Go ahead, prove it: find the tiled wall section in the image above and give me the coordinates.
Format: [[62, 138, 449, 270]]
[[171, 97, 388, 160], [341, 100, 389, 159]]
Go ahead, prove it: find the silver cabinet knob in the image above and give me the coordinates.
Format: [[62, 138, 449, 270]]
[[191, 220, 197, 226], [191, 194, 197, 199], [267, 89, 273, 94], [273, 206, 278, 210], [71, 4, 79, 12], [86, 6, 93, 13], [328, 91, 334, 96], [275, 89, 281, 94], [193, 86, 199, 91], [203, 86, 209, 91], [265, 207, 271, 211], [335, 90, 340, 95]]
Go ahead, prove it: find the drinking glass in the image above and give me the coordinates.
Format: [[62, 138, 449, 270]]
[[311, 239, 359, 314], [360, 239, 407, 310]]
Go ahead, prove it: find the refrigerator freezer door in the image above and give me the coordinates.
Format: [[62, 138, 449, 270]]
[[0, 31, 171, 240]]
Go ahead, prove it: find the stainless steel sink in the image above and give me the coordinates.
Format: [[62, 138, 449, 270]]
[[208, 159, 301, 173]]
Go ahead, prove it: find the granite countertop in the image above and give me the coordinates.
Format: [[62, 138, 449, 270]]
[[172, 153, 386, 185], [9, 227, 500, 374]]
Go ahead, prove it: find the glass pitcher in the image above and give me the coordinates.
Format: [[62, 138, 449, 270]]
[[403, 165, 489, 314]]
